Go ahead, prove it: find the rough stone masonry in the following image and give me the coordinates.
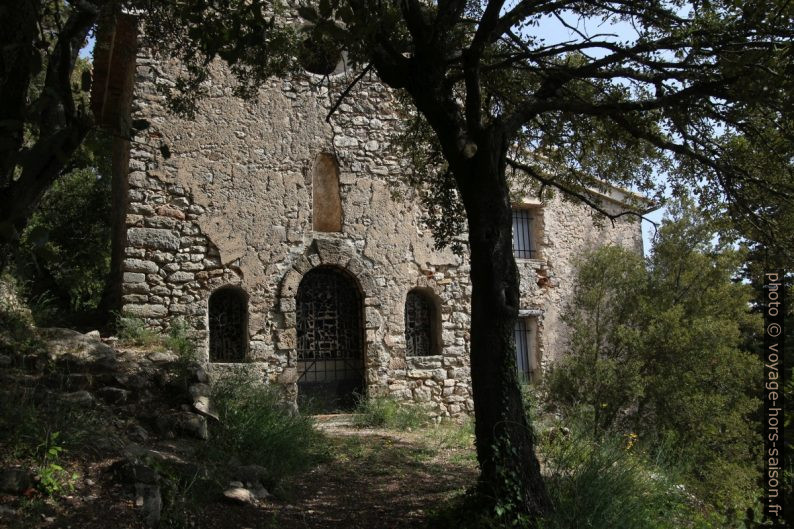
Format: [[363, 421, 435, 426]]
[[97, 14, 648, 419]]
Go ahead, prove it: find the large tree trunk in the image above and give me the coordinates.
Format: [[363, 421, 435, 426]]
[[455, 129, 550, 519]]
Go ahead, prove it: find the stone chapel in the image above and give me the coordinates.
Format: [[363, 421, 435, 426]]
[[92, 13, 652, 416]]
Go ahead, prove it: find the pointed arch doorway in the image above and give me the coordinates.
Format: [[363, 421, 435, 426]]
[[296, 266, 364, 412]]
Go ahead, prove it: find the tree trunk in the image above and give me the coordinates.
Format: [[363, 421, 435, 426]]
[[455, 129, 551, 519]]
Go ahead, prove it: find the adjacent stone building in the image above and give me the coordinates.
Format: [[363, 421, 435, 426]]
[[94, 14, 651, 417]]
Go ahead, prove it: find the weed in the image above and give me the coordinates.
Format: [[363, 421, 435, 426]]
[[201, 373, 327, 490], [352, 396, 428, 430], [165, 318, 196, 361], [35, 431, 79, 496], [115, 313, 162, 347], [425, 418, 475, 452]]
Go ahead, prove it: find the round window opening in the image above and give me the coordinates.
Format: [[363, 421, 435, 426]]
[[298, 35, 342, 76]]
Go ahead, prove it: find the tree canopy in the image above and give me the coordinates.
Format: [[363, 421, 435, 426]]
[[0, 1, 116, 259], [3, 1, 793, 523], [141, 0, 793, 252], [134, 2, 793, 520]]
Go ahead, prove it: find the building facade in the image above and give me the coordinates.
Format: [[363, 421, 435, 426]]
[[95, 14, 647, 417]]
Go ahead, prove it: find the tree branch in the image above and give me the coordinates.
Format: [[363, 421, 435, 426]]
[[325, 63, 374, 123], [506, 157, 658, 229]]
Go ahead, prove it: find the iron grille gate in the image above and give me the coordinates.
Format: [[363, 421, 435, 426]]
[[296, 267, 363, 411]]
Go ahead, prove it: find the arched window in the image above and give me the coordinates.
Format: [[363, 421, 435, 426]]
[[312, 153, 343, 232], [208, 287, 247, 362], [405, 289, 439, 356]]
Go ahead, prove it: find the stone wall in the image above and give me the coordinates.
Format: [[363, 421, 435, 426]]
[[115, 30, 644, 418]]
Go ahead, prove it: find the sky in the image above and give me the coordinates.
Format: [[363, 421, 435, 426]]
[[530, 11, 670, 256]]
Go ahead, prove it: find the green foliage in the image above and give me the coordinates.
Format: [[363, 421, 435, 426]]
[[537, 423, 714, 529], [116, 314, 162, 347], [426, 418, 475, 453], [352, 396, 429, 430], [0, 276, 42, 358], [13, 127, 113, 326], [203, 373, 327, 489], [35, 431, 78, 497], [546, 199, 763, 517], [165, 318, 197, 361]]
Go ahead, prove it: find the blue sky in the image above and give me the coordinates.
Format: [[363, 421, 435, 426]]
[[530, 12, 669, 256]]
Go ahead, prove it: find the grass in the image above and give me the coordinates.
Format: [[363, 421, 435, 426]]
[[537, 426, 699, 529], [115, 314, 163, 347], [352, 395, 429, 430], [201, 373, 328, 492]]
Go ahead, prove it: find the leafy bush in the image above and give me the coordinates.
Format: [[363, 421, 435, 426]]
[[13, 130, 113, 326], [352, 396, 428, 430], [546, 200, 763, 517], [203, 373, 326, 488]]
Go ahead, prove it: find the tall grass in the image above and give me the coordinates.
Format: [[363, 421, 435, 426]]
[[115, 314, 162, 347], [538, 425, 701, 529], [202, 374, 327, 488]]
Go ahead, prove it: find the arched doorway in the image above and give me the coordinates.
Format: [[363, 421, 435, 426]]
[[296, 267, 364, 412]]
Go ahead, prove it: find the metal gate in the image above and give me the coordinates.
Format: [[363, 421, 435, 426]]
[[296, 267, 364, 412]]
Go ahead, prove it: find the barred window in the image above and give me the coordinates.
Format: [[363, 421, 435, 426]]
[[208, 287, 248, 362], [514, 317, 537, 382], [405, 289, 438, 356], [512, 208, 537, 259]]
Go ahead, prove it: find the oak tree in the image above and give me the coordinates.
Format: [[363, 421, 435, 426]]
[[0, 1, 119, 255], [136, 0, 793, 521]]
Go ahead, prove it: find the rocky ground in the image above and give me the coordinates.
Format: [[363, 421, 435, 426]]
[[0, 328, 477, 529]]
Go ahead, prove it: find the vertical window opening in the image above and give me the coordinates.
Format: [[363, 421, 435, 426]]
[[514, 317, 538, 382], [208, 287, 248, 362], [312, 153, 343, 232], [405, 289, 439, 356], [512, 208, 539, 259]]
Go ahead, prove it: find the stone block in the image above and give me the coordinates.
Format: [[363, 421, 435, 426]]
[[155, 205, 186, 220], [279, 269, 302, 297], [127, 228, 180, 250], [168, 271, 194, 283], [124, 259, 159, 274], [124, 304, 168, 318], [123, 272, 146, 283]]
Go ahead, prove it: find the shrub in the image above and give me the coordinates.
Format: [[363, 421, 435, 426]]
[[0, 276, 42, 359], [13, 141, 113, 326], [352, 396, 428, 430], [165, 318, 196, 360], [546, 202, 763, 515], [537, 425, 705, 529], [115, 314, 162, 347], [203, 373, 326, 488]]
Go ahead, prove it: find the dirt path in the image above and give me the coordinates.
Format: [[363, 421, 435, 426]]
[[2, 416, 476, 529], [201, 417, 478, 529]]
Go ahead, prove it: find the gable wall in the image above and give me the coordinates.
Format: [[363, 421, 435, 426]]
[[116, 32, 643, 418]]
